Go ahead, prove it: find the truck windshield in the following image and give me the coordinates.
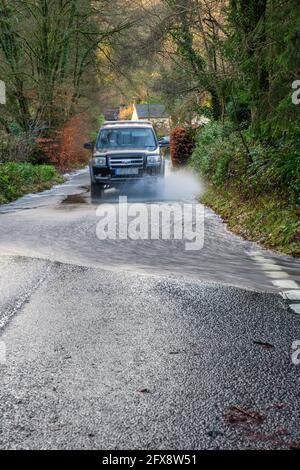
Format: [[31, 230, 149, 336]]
[[97, 127, 157, 150]]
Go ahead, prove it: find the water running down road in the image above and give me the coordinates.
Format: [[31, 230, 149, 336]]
[[0, 164, 299, 293]]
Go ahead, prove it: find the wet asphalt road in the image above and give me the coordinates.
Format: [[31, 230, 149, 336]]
[[0, 166, 300, 449]]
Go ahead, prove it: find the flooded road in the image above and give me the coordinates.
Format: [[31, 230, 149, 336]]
[[0, 162, 299, 294]]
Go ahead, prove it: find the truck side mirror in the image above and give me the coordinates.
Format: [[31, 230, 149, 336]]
[[84, 142, 93, 150]]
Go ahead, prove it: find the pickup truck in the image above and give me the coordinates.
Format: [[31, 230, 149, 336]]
[[84, 121, 165, 199]]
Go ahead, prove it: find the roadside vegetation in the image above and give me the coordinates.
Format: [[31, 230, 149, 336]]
[[0, 0, 135, 203], [190, 121, 300, 256], [170, 127, 195, 168], [0, 163, 63, 204]]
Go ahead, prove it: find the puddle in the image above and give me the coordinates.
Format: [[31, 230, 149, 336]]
[[61, 193, 88, 205]]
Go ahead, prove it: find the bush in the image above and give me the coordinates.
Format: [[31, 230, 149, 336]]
[[37, 113, 91, 172], [170, 127, 195, 167], [247, 141, 300, 204], [190, 120, 300, 255], [190, 121, 300, 205], [0, 129, 38, 163], [190, 121, 248, 185], [0, 163, 63, 204]]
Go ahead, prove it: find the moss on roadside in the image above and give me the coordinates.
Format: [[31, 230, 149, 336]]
[[201, 186, 300, 257], [0, 163, 63, 204]]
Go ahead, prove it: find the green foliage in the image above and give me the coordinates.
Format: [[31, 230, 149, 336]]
[[247, 140, 300, 205], [227, 0, 300, 139], [0, 0, 132, 168], [0, 163, 63, 204], [190, 121, 246, 184], [0, 129, 37, 163], [202, 187, 300, 256], [191, 121, 300, 206], [90, 114, 106, 141]]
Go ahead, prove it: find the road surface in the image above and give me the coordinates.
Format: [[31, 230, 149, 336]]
[[0, 165, 300, 449]]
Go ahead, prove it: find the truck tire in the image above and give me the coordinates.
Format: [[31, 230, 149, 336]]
[[91, 181, 104, 200]]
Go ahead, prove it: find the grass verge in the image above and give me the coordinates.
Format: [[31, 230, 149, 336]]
[[0, 163, 64, 204], [201, 186, 300, 257]]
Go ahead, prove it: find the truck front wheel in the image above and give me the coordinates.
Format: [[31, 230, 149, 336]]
[[91, 181, 104, 200]]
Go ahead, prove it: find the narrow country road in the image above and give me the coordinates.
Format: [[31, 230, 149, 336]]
[[0, 164, 300, 449]]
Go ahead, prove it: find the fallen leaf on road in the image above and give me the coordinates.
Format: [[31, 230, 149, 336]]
[[267, 403, 286, 410], [253, 341, 274, 350], [246, 429, 289, 447], [225, 406, 265, 424]]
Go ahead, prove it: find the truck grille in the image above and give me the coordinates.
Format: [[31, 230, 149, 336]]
[[109, 155, 144, 168]]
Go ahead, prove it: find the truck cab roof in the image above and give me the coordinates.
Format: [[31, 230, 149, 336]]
[[101, 120, 153, 130]]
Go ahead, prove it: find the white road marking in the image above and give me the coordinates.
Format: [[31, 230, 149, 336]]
[[290, 304, 300, 314], [265, 271, 289, 279], [272, 279, 299, 289], [249, 250, 300, 314], [281, 290, 300, 301], [260, 263, 283, 271], [253, 255, 267, 263], [250, 251, 300, 314]]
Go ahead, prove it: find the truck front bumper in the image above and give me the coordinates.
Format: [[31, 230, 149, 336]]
[[91, 165, 162, 183]]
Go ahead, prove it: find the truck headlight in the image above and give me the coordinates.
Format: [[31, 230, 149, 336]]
[[93, 156, 106, 167], [147, 155, 161, 165]]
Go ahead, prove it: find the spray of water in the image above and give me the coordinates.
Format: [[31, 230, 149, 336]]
[[116, 159, 205, 203], [159, 163, 205, 201]]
